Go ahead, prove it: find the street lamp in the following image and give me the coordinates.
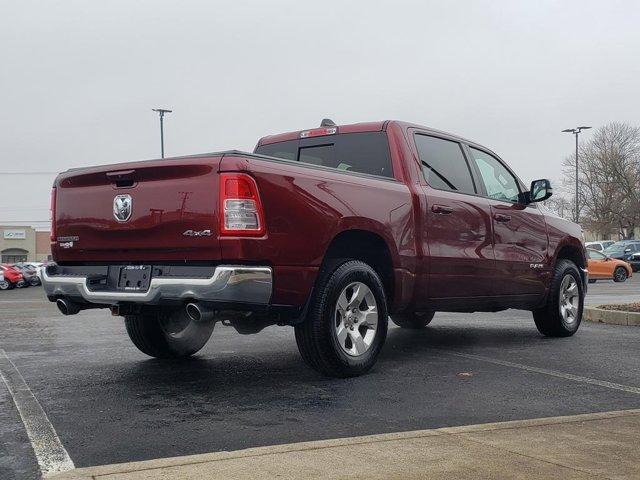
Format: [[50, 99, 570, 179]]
[[562, 126, 591, 223], [152, 108, 172, 158]]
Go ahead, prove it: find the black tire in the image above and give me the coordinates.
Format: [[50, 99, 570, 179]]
[[588, 279, 596, 284], [125, 308, 215, 358], [295, 260, 388, 378], [391, 311, 435, 329], [0, 280, 10, 290], [532, 259, 584, 337], [613, 267, 628, 283]]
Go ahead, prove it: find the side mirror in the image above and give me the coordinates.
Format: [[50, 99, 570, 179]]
[[528, 179, 553, 203]]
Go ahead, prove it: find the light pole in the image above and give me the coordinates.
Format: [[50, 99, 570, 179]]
[[152, 108, 172, 158], [562, 126, 591, 223]]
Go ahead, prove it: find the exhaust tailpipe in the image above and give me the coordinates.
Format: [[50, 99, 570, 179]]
[[186, 302, 214, 323], [56, 298, 81, 316]]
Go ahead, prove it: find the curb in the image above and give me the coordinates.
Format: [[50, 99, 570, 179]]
[[584, 305, 640, 326], [48, 409, 640, 479]]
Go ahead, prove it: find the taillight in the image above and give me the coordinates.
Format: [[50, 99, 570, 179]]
[[219, 173, 265, 236], [50, 187, 57, 242]]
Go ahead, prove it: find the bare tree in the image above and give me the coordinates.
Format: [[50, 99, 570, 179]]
[[562, 122, 640, 239], [543, 192, 573, 220]]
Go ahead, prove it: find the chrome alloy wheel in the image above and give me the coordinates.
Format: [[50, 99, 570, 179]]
[[559, 275, 579, 324], [334, 282, 379, 357]]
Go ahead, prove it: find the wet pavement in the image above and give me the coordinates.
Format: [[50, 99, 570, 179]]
[[1, 278, 639, 479]]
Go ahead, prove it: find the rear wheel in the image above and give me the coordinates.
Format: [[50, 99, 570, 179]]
[[613, 267, 628, 282], [0, 280, 10, 290], [532, 259, 584, 337], [125, 308, 215, 358], [391, 311, 435, 329], [295, 260, 388, 378]]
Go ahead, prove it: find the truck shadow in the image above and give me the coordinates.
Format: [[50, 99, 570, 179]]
[[383, 323, 547, 354], [118, 322, 550, 393]]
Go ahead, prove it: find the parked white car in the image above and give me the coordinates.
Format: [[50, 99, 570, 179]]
[[586, 241, 615, 252]]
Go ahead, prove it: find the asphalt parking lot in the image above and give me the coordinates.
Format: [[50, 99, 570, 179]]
[[2, 278, 640, 479]]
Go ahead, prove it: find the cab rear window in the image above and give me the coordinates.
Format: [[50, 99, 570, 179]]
[[255, 132, 393, 179]]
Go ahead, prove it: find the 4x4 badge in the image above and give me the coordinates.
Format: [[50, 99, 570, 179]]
[[113, 194, 132, 222], [183, 229, 212, 237]]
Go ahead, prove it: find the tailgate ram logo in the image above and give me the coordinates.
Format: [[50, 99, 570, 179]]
[[113, 194, 132, 222]]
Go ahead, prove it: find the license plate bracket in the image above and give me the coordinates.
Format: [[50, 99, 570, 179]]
[[118, 265, 152, 291]]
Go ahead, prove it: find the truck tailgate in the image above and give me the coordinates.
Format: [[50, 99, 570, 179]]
[[53, 156, 223, 263]]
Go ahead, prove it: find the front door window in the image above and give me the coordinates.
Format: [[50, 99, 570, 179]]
[[470, 148, 520, 202]]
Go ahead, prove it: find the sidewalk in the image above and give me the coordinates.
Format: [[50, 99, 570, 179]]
[[51, 409, 640, 480]]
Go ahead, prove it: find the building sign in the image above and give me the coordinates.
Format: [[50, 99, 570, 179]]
[[3, 229, 26, 240]]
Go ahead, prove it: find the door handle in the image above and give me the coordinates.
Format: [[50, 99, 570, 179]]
[[493, 213, 511, 223], [431, 204, 453, 215]]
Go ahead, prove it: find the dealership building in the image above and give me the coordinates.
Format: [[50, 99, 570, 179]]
[[0, 226, 52, 263]]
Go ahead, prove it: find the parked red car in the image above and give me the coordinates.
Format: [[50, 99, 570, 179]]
[[0, 264, 25, 290], [42, 120, 586, 377]]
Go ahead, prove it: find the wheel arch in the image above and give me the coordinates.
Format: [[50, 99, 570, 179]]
[[552, 240, 588, 288], [555, 244, 587, 270], [320, 229, 396, 307]]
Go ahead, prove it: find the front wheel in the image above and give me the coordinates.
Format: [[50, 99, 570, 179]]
[[613, 267, 628, 283], [125, 308, 215, 358], [295, 260, 388, 378], [532, 259, 584, 337], [0, 280, 11, 290], [391, 311, 435, 329]]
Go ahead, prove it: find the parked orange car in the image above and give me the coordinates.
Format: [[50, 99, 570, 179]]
[[587, 249, 633, 283]]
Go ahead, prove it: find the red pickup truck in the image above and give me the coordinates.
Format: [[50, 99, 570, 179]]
[[43, 120, 587, 377]]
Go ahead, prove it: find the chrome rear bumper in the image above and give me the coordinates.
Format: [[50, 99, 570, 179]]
[[42, 265, 272, 306]]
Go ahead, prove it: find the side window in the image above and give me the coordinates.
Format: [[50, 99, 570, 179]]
[[470, 148, 520, 203], [590, 244, 603, 251], [414, 135, 476, 194], [335, 132, 393, 178], [588, 250, 605, 260]]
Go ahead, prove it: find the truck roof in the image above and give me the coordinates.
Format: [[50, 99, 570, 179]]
[[257, 121, 387, 146], [256, 120, 480, 148]]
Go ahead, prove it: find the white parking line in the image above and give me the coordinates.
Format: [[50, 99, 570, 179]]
[[0, 349, 75, 478], [440, 349, 640, 395]]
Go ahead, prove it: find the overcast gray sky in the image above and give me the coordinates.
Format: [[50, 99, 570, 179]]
[[1, 0, 639, 227]]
